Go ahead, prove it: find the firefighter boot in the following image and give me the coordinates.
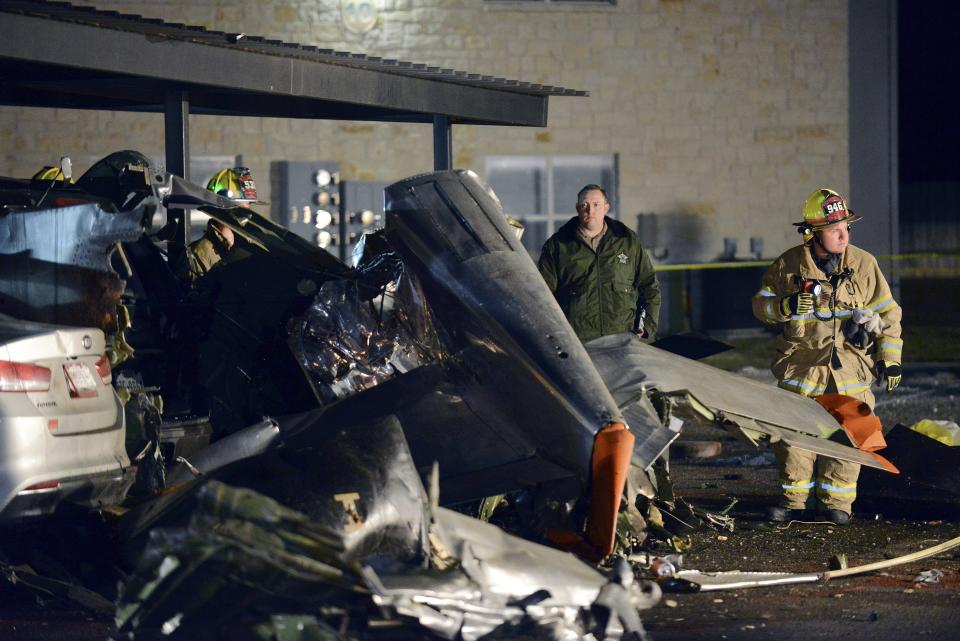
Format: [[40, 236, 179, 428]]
[[819, 508, 852, 525], [766, 506, 807, 522]]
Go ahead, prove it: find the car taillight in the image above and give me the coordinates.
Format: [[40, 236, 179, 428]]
[[0, 360, 52, 392], [52, 198, 89, 208], [94, 354, 112, 384], [22, 479, 60, 492]]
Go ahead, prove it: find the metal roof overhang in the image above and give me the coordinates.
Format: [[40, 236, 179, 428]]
[[0, 6, 565, 127]]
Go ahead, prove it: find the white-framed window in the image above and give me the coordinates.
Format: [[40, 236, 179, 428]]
[[484, 154, 618, 257]]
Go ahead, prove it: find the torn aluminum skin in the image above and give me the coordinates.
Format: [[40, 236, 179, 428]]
[[0, 200, 150, 272], [119, 427, 659, 640], [586, 333, 894, 471], [432, 507, 610, 606], [592, 350, 680, 470], [0, 201, 150, 327], [367, 507, 660, 641]]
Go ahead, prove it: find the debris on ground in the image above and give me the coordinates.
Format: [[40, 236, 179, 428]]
[[912, 569, 944, 584]]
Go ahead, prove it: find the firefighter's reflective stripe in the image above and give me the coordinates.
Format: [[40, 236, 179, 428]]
[[878, 337, 904, 362], [779, 378, 826, 396], [763, 300, 777, 320], [782, 481, 814, 493], [817, 480, 857, 503], [780, 376, 868, 397], [835, 378, 870, 395], [868, 293, 897, 314], [789, 308, 854, 323], [753, 287, 780, 323], [818, 481, 856, 494], [879, 337, 903, 350]]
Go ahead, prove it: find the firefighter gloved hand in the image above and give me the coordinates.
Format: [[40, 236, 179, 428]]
[[852, 307, 883, 335], [844, 308, 882, 349], [780, 292, 814, 317], [844, 320, 869, 349], [874, 360, 902, 392]]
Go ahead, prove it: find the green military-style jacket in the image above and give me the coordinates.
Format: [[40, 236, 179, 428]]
[[538, 216, 661, 343]]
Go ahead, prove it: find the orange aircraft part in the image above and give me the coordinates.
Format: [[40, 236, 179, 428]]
[[584, 421, 635, 558], [868, 451, 900, 474], [816, 393, 885, 450], [544, 528, 603, 563], [816, 393, 899, 474]]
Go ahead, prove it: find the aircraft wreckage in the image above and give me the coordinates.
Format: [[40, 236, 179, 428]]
[[0, 151, 898, 639]]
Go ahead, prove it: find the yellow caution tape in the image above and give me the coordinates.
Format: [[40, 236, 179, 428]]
[[655, 260, 768, 272], [654, 251, 960, 273]]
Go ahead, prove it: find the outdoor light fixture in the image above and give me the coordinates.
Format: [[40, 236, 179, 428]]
[[315, 209, 333, 229]]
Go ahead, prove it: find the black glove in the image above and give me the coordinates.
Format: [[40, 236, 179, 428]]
[[843, 320, 870, 349], [844, 307, 882, 349], [780, 292, 814, 316], [874, 360, 902, 392]]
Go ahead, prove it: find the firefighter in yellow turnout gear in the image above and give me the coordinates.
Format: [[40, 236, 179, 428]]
[[752, 188, 903, 525]]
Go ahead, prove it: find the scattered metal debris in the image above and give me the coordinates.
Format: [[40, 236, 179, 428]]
[[913, 569, 944, 584]]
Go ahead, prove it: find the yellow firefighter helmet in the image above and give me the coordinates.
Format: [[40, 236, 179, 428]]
[[794, 188, 861, 235], [206, 167, 260, 202]]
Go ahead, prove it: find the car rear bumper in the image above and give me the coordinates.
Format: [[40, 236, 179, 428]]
[[0, 464, 136, 522], [1, 389, 129, 520]]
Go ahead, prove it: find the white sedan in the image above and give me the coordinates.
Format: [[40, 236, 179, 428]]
[[0, 314, 134, 521]]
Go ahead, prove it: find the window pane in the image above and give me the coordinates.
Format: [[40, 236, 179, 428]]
[[485, 157, 547, 217], [483, 154, 618, 258]]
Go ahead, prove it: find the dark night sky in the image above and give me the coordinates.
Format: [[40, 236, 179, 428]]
[[898, 1, 960, 182]]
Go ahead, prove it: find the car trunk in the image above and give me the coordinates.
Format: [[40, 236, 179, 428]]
[[0, 320, 119, 435]]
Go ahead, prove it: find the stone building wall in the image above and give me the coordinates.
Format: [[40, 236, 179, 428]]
[[0, 0, 848, 261]]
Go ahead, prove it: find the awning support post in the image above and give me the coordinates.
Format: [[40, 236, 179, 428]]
[[433, 115, 452, 171], [164, 91, 191, 246]]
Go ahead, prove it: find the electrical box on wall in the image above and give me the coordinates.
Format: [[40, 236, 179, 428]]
[[274, 160, 386, 262], [275, 160, 341, 249], [340, 180, 388, 264]]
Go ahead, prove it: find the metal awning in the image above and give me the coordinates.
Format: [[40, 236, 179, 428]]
[[0, 0, 586, 127]]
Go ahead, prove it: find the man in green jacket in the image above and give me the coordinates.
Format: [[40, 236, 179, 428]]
[[538, 184, 661, 343]]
